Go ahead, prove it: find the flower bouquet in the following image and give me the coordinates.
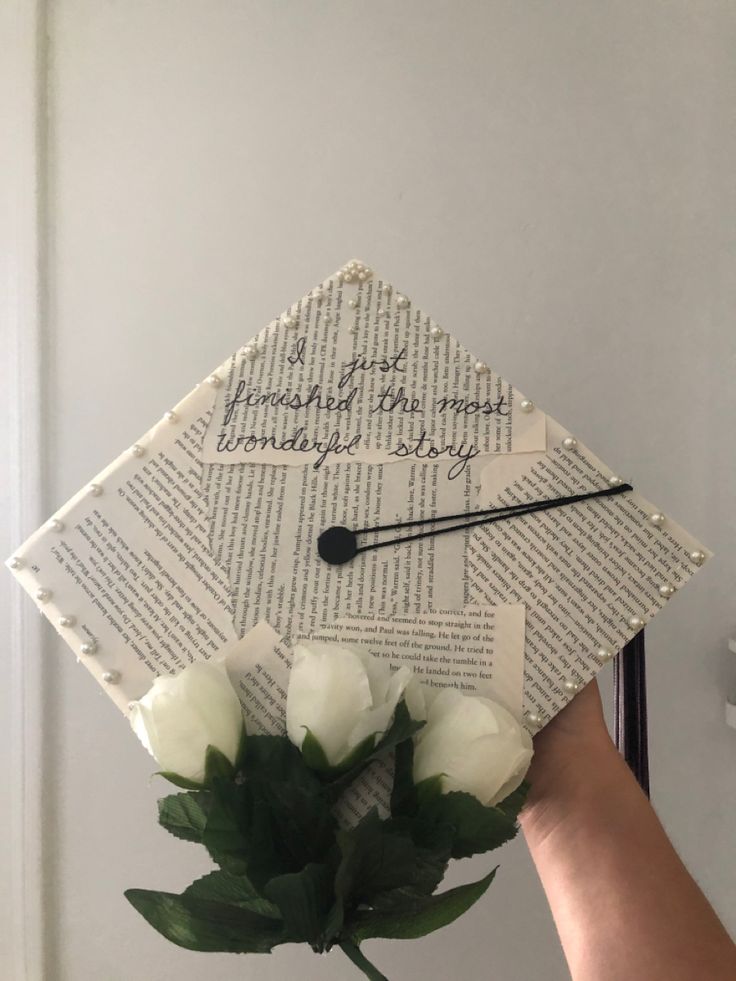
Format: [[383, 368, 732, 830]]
[[125, 642, 533, 979]]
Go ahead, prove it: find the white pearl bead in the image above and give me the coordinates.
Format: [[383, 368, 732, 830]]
[[377, 308, 385, 317], [689, 550, 706, 566], [396, 295, 409, 308], [207, 375, 221, 387], [382, 284, 392, 295], [658, 584, 675, 598], [323, 313, 332, 325], [347, 298, 359, 309], [563, 678, 578, 692], [80, 641, 97, 656], [348, 325, 358, 334], [9, 557, 23, 570], [562, 436, 578, 450], [89, 483, 103, 497], [131, 444, 145, 458], [526, 712, 540, 725], [58, 615, 76, 628], [597, 646, 614, 661], [102, 670, 121, 685], [473, 360, 488, 373], [519, 399, 534, 413], [628, 615, 645, 630], [608, 475, 624, 487], [164, 410, 177, 423], [344, 273, 354, 283], [649, 512, 666, 527], [358, 272, 367, 281], [36, 588, 51, 603], [49, 518, 64, 532], [430, 326, 444, 339], [312, 286, 323, 298], [243, 345, 258, 361]]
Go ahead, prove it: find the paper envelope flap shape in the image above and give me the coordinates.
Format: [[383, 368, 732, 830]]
[[201, 259, 546, 471]]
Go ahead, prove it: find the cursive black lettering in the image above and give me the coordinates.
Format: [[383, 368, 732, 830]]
[[338, 347, 407, 390], [371, 386, 421, 414], [436, 394, 509, 417], [221, 382, 358, 423], [287, 336, 307, 367], [388, 430, 481, 480], [216, 427, 363, 469]]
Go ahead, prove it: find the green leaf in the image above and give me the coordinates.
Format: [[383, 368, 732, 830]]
[[376, 699, 425, 755], [157, 771, 203, 791], [339, 941, 390, 981], [264, 863, 334, 945], [368, 844, 450, 910], [301, 729, 378, 777], [327, 700, 425, 800], [345, 868, 498, 942], [234, 723, 248, 771], [390, 733, 417, 818], [300, 729, 333, 772], [415, 775, 444, 807], [204, 744, 235, 784], [124, 888, 286, 953], [184, 870, 281, 919], [244, 734, 324, 793], [264, 780, 337, 870], [201, 781, 251, 876], [157, 792, 208, 843], [241, 734, 338, 877], [415, 791, 520, 859], [334, 809, 418, 908], [200, 745, 337, 890]]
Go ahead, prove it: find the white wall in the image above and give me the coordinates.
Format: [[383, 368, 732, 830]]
[[5, 1, 735, 978]]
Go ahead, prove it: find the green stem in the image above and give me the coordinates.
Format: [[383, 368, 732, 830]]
[[339, 940, 390, 980]]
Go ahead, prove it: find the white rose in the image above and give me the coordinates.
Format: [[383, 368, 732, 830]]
[[412, 688, 533, 806], [286, 640, 413, 768], [129, 660, 244, 783]]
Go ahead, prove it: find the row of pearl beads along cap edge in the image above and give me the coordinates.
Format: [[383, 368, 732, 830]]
[[330, 286, 539, 408], [560, 436, 707, 570], [7, 406, 189, 686], [521, 536, 702, 730], [27, 587, 119, 683], [281, 273, 403, 328], [525, 646, 619, 726], [225, 291, 541, 411]]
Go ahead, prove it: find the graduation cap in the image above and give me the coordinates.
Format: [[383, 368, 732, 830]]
[[7, 259, 711, 792]]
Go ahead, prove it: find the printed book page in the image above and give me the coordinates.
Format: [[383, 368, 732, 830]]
[[200, 266, 545, 470], [311, 604, 526, 720], [225, 606, 526, 736], [5, 261, 711, 745], [469, 417, 713, 723]]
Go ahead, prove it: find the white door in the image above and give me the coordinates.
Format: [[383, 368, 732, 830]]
[[4, 2, 735, 979]]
